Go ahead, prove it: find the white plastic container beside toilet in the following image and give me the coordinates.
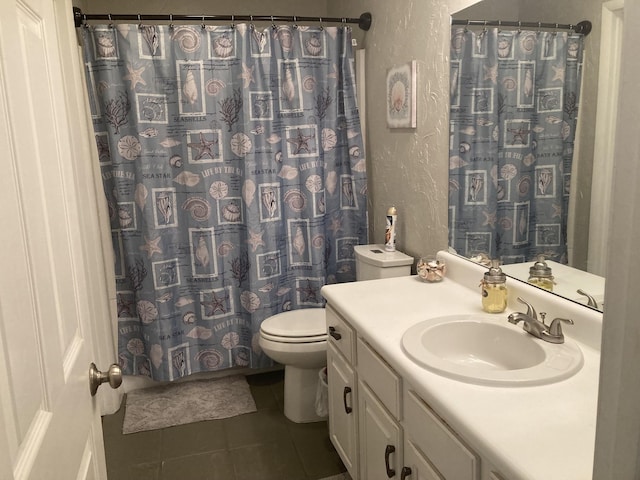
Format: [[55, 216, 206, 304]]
[[258, 243, 413, 423]]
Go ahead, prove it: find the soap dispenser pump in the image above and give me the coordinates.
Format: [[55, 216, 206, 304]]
[[481, 259, 508, 313], [528, 255, 554, 291]]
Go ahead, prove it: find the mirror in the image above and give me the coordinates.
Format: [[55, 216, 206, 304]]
[[448, 0, 611, 311]]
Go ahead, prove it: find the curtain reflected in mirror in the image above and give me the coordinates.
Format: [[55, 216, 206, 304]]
[[448, 27, 584, 264]]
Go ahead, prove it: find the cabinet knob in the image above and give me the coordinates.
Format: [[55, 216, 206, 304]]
[[385, 444, 396, 478], [400, 466, 412, 480], [343, 386, 353, 414], [329, 326, 342, 340]]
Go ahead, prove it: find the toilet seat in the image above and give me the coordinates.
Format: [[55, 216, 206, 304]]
[[260, 331, 326, 344], [260, 308, 327, 343]]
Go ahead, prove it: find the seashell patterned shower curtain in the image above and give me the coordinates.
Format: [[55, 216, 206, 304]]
[[81, 23, 367, 381], [448, 28, 583, 264]]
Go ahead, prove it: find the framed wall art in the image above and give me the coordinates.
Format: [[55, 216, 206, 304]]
[[386, 60, 417, 129]]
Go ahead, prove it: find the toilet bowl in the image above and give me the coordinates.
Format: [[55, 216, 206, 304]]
[[259, 308, 328, 423], [259, 244, 413, 423]]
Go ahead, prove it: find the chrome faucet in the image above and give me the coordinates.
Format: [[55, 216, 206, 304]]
[[577, 289, 599, 309], [507, 297, 574, 344]]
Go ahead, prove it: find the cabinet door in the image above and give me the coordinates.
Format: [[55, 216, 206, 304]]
[[327, 343, 358, 479], [359, 380, 402, 480], [404, 390, 479, 480], [402, 441, 443, 480]]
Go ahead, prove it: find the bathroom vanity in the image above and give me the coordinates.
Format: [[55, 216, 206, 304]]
[[321, 251, 602, 480]]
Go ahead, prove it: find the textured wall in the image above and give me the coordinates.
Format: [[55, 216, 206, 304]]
[[326, 0, 480, 263], [82, 0, 328, 17]]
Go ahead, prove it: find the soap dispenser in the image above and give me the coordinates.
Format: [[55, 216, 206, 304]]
[[481, 259, 508, 313], [527, 255, 554, 291]]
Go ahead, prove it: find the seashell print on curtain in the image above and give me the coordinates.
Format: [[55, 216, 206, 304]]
[[448, 28, 583, 265], [82, 23, 367, 381]]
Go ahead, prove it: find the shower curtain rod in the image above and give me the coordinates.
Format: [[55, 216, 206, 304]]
[[451, 18, 592, 36], [72, 7, 372, 31]]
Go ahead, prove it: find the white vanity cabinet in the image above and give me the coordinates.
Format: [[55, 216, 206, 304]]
[[326, 303, 501, 480], [326, 305, 359, 478], [403, 388, 479, 480], [403, 440, 445, 480], [357, 337, 403, 480]]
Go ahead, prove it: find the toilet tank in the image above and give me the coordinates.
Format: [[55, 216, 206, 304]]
[[354, 244, 413, 281]]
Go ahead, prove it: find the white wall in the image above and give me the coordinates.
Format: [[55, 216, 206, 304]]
[[327, 0, 458, 263], [83, 0, 328, 18], [594, 0, 640, 477]]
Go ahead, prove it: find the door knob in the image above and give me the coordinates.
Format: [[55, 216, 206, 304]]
[[89, 362, 122, 396]]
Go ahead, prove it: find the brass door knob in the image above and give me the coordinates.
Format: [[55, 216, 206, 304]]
[[89, 362, 122, 396]]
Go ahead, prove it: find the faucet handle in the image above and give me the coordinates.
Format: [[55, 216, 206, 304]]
[[516, 297, 537, 320], [548, 317, 574, 337], [539, 312, 547, 326]]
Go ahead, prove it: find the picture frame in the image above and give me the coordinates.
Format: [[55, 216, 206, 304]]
[[386, 60, 417, 128]]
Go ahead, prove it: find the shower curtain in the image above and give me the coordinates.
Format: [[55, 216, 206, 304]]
[[448, 28, 583, 264], [81, 23, 366, 381]]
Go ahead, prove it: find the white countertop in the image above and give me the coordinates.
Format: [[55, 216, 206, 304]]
[[321, 252, 601, 480]]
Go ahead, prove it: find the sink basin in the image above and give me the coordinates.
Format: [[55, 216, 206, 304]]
[[401, 314, 584, 386]]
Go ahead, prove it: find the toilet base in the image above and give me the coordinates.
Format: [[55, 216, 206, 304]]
[[284, 365, 326, 423]]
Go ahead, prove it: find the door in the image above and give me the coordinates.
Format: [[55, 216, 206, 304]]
[[402, 441, 443, 480], [0, 0, 113, 478], [327, 343, 358, 479], [358, 380, 402, 480]]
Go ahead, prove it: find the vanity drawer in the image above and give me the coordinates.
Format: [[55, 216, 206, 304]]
[[326, 304, 355, 364], [357, 337, 401, 418], [404, 389, 479, 480]]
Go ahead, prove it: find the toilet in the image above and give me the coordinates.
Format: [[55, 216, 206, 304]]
[[259, 244, 413, 423]]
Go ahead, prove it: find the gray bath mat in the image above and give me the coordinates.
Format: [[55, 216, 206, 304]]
[[122, 375, 257, 434]]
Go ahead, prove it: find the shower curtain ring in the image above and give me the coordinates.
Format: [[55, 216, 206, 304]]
[[497, 20, 502, 32], [319, 17, 323, 30], [482, 20, 487, 34], [293, 16, 298, 29], [201, 15, 206, 29], [108, 14, 113, 29], [271, 15, 277, 30], [250, 15, 254, 30], [169, 14, 174, 30], [137, 14, 143, 29], [518, 21, 522, 33], [230, 14, 235, 29], [464, 19, 470, 32], [82, 13, 88, 28], [537, 22, 542, 34], [554, 23, 559, 35]]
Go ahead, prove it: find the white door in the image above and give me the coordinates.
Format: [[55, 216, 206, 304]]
[[403, 440, 443, 480], [327, 344, 358, 479], [358, 381, 402, 480], [0, 0, 115, 478]]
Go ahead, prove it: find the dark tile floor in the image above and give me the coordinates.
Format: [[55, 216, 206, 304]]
[[102, 370, 347, 480]]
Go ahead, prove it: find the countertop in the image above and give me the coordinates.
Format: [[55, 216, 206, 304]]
[[321, 252, 602, 480]]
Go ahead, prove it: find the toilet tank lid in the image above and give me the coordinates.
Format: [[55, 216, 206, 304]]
[[354, 244, 413, 267]]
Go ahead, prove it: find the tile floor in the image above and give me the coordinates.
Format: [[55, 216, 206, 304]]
[[102, 370, 348, 480]]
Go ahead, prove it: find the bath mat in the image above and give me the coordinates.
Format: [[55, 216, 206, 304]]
[[318, 474, 351, 480], [122, 375, 257, 434]]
